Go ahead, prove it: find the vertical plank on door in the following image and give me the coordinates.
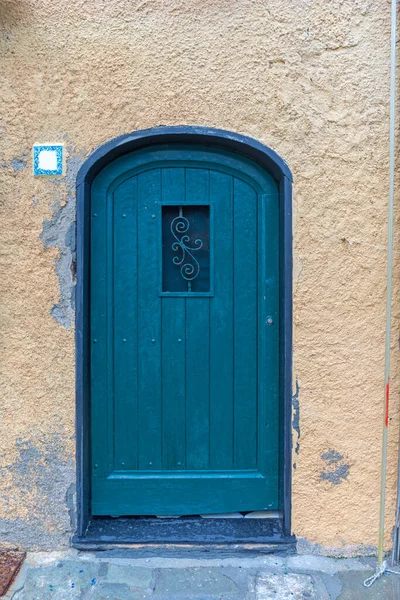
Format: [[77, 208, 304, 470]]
[[162, 297, 186, 469], [161, 168, 186, 469], [137, 169, 162, 470], [209, 171, 234, 470], [185, 168, 210, 470], [233, 179, 258, 469], [90, 178, 111, 478], [113, 177, 138, 471], [258, 191, 280, 486]]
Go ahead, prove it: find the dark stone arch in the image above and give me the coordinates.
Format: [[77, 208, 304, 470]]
[[75, 126, 293, 544], [77, 126, 292, 186]]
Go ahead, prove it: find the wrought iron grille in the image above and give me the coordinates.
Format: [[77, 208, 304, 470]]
[[162, 205, 210, 294]]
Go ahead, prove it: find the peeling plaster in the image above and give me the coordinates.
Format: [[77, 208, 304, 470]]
[[10, 157, 27, 172], [320, 450, 350, 485], [296, 536, 377, 558], [292, 380, 300, 456], [40, 150, 86, 329], [1, 155, 28, 172], [0, 433, 74, 550], [66, 483, 77, 535]]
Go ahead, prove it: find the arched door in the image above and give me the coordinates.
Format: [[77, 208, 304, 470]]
[[89, 144, 280, 516]]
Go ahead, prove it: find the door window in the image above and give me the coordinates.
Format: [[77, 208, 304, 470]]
[[161, 205, 211, 295]]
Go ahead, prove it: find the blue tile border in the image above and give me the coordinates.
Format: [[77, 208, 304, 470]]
[[33, 144, 64, 176]]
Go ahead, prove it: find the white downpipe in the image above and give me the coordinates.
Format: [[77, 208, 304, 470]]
[[378, 0, 397, 568]]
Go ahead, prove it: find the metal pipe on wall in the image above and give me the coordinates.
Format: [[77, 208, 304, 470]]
[[379, 0, 397, 568]]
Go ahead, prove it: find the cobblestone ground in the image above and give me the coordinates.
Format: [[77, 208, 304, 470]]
[[4, 552, 400, 599]]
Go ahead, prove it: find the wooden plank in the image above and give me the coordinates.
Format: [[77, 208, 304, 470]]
[[185, 298, 210, 470], [137, 169, 163, 470], [161, 167, 186, 469], [209, 171, 234, 470], [92, 471, 269, 515], [90, 176, 113, 482], [113, 177, 138, 471], [258, 191, 279, 496], [185, 168, 210, 469], [161, 297, 186, 469], [233, 179, 258, 469]]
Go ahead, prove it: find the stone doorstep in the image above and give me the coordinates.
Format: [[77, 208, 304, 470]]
[[8, 549, 378, 571], [3, 552, 393, 600]]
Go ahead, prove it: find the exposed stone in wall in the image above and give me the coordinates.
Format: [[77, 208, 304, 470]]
[[10, 157, 28, 172], [320, 450, 350, 486], [296, 537, 377, 559], [0, 432, 74, 550]]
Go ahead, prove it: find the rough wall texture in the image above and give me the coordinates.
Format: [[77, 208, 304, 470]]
[[0, 0, 399, 554]]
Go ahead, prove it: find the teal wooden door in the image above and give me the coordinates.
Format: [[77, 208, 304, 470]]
[[90, 145, 279, 516]]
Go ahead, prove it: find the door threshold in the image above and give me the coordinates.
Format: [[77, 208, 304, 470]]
[[72, 541, 296, 557], [72, 516, 295, 549]]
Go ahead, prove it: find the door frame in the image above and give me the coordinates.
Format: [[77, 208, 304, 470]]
[[73, 126, 293, 545]]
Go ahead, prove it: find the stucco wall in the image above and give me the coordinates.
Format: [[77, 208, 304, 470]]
[[1, 0, 399, 554]]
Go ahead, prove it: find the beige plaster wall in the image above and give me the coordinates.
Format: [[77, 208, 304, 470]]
[[0, 0, 399, 554]]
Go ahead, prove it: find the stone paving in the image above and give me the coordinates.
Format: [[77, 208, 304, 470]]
[[4, 551, 400, 599]]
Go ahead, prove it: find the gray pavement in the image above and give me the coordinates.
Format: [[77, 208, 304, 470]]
[[4, 551, 400, 599]]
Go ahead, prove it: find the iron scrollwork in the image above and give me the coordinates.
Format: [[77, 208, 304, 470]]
[[171, 209, 203, 283]]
